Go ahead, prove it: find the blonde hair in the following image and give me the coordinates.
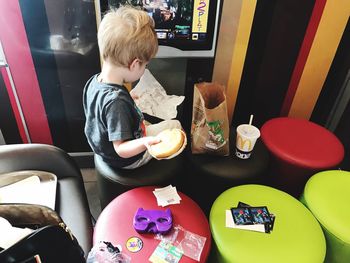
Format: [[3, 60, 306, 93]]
[[98, 6, 158, 67]]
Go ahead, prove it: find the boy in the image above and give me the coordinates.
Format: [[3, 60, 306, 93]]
[[83, 6, 181, 169]]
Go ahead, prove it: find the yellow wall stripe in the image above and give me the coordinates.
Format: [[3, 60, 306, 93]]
[[288, 0, 350, 119], [212, 0, 243, 86], [213, 0, 257, 123]]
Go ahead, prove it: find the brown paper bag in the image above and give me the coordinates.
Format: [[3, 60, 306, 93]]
[[191, 82, 230, 156]]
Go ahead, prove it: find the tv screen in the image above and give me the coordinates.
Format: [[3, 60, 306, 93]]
[[100, 0, 221, 57]]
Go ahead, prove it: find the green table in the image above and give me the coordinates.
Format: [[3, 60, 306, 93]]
[[301, 170, 350, 263], [210, 184, 326, 263]]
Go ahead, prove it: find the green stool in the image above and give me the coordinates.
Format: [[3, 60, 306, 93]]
[[209, 185, 326, 263], [301, 170, 350, 263]]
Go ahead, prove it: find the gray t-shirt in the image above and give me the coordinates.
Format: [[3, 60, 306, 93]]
[[83, 74, 145, 167]]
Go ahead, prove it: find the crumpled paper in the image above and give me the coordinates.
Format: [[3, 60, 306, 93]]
[[130, 69, 185, 120]]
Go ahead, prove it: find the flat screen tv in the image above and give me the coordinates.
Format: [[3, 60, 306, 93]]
[[99, 0, 221, 57]]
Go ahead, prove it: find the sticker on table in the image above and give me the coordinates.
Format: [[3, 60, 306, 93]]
[[126, 236, 143, 253]]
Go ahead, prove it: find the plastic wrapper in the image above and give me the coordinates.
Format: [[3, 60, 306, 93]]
[[155, 225, 206, 261], [86, 241, 130, 263]]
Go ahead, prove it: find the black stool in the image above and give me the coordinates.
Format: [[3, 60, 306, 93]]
[[183, 130, 270, 214], [94, 154, 183, 208], [0, 144, 93, 254]]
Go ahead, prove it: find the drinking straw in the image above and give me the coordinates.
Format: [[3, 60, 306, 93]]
[[35, 255, 42, 263], [249, 114, 254, 126]]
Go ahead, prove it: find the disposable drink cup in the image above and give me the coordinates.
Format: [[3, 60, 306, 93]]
[[235, 124, 260, 159]]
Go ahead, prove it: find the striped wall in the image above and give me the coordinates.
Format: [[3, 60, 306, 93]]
[[213, 0, 350, 128], [0, 0, 349, 155], [288, 0, 350, 119]]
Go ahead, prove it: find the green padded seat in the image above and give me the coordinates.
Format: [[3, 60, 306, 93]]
[[210, 184, 326, 263], [301, 170, 350, 263]]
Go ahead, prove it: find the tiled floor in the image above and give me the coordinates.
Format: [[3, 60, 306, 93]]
[[81, 168, 101, 220]]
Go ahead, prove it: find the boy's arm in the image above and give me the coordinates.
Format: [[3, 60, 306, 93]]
[[113, 136, 160, 158]]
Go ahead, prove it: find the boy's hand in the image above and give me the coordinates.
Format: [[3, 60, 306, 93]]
[[143, 136, 161, 147]]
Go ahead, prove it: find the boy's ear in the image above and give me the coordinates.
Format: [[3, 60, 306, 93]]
[[129, 58, 139, 71]]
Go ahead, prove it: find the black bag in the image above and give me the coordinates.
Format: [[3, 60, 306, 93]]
[[0, 204, 86, 263]]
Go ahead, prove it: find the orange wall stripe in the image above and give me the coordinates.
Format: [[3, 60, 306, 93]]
[[288, 0, 350, 119], [213, 0, 257, 123]]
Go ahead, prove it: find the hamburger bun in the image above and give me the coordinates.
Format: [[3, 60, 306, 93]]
[[149, 129, 185, 158]]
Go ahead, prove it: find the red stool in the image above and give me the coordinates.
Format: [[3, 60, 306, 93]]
[[93, 186, 211, 262], [261, 117, 344, 197]]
